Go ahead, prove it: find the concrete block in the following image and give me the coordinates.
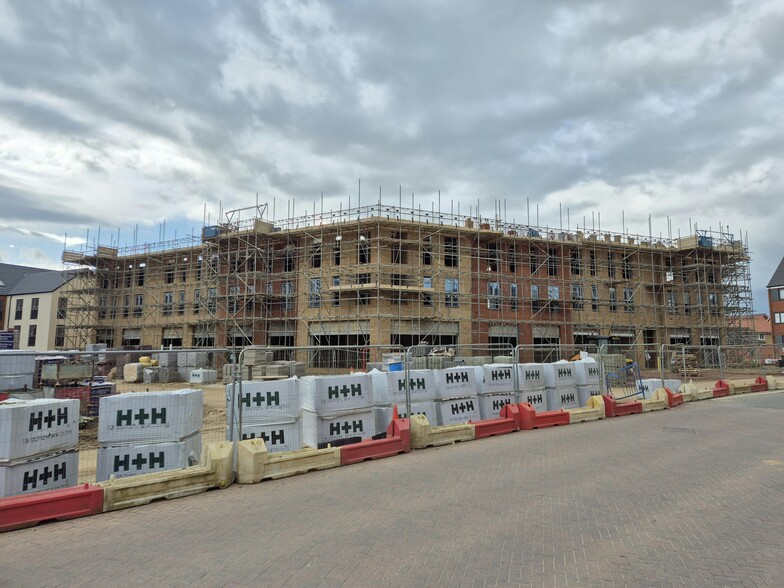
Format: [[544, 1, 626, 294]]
[[1, 398, 80, 463], [99, 441, 233, 512], [123, 363, 144, 383], [0, 451, 79, 498], [479, 364, 516, 394], [409, 414, 474, 449], [516, 364, 545, 391], [436, 396, 480, 426], [97, 389, 203, 444], [519, 388, 547, 412], [237, 439, 340, 484]]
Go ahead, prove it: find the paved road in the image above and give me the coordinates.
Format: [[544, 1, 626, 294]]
[[2, 391, 782, 587]]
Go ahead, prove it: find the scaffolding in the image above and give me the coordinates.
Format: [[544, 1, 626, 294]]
[[60, 200, 753, 356]]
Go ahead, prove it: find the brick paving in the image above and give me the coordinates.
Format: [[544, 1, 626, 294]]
[[1, 390, 782, 587]]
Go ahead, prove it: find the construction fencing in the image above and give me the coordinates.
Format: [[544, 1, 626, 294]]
[[2, 340, 781, 498]]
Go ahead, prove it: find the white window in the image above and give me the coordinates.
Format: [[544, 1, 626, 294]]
[[445, 278, 459, 307], [487, 282, 500, 310], [309, 278, 321, 307], [774, 312, 784, 324], [548, 286, 560, 300]]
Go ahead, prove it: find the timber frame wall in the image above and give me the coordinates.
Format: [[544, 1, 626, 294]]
[[60, 202, 753, 358]]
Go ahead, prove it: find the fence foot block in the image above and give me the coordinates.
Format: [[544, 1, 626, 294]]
[[0, 484, 103, 533], [410, 415, 474, 449], [100, 442, 233, 512]]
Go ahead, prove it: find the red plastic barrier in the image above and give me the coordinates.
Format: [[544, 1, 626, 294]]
[[471, 404, 519, 439], [517, 403, 570, 430], [340, 418, 410, 466], [0, 392, 9, 402], [663, 387, 684, 408], [0, 484, 104, 533], [500, 403, 521, 430], [751, 376, 768, 392], [602, 395, 642, 417], [712, 380, 730, 398]]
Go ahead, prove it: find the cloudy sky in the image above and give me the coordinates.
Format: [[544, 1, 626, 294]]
[[1, 0, 782, 307]]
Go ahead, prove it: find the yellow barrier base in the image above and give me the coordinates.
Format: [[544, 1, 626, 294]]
[[766, 375, 784, 390], [640, 396, 668, 412], [100, 442, 233, 512], [237, 439, 341, 484], [567, 396, 605, 423], [680, 383, 713, 402], [727, 379, 756, 394], [410, 415, 475, 449]]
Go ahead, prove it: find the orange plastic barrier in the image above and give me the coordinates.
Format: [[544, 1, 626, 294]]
[[471, 404, 519, 439], [0, 484, 104, 533], [340, 415, 410, 466], [712, 380, 731, 398], [602, 395, 642, 417], [517, 403, 569, 430]]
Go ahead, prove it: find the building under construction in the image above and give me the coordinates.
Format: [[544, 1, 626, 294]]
[[60, 201, 753, 366]]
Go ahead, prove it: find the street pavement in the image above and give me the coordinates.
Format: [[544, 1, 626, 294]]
[[1, 391, 782, 587]]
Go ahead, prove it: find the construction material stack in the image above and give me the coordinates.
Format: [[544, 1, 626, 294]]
[[574, 359, 603, 406], [241, 349, 274, 381], [516, 363, 547, 411], [96, 389, 203, 482], [153, 352, 181, 384], [178, 351, 210, 382], [543, 361, 579, 410], [372, 368, 438, 431], [477, 364, 517, 418], [227, 378, 300, 453], [0, 398, 80, 497], [435, 366, 480, 425], [300, 373, 375, 448], [0, 352, 35, 393]]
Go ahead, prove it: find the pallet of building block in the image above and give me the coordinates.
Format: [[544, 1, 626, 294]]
[[250, 365, 267, 380], [265, 364, 291, 378], [143, 367, 159, 384], [242, 349, 273, 367], [454, 356, 492, 367], [189, 369, 218, 384], [282, 362, 305, 377], [222, 364, 240, 384], [158, 367, 181, 384], [154, 352, 178, 368], [178, 351, 209, 368], [123, 363, 144, 383], [669, 351, 701, 377]]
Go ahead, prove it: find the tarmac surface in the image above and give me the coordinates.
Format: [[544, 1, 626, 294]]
[[1, 390, 782, 587]]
